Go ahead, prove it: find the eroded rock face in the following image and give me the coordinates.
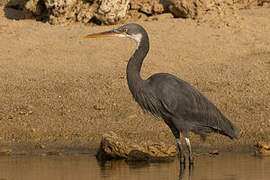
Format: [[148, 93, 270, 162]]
[[237, 0, 270, 7], [95, 0, 130, 25], [3, 0, 28, 8], [19, 0, 270, 25], [167, 0, 269, 19], [254, 141, 270, 156], [45, 0, 78, 24], [96, 131, 177, 162], [129, 0, 165, 15], [24, 0, 46, 20], [24, 0, 130, 24], [168, 0, 214, 18], [24, 0, 96, 24]]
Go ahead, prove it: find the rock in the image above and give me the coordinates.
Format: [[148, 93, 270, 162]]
[[255, 149, 270, 156], [238, 0, 270, 8], [93, 104, 105, 110], [24, 0, 129, 25], [254, 141, 270, 156], [0, 0, 7, 6], [0, 147, 12, 155], [96, 131, 176, 161], [24, 0, 44, 19], [95, 0, 130, 25], [4, 0, 28, 9], [21, 0, 269, 25], [40, 144, 46, 149], [77, 2, 97, 24], [140, 4, 152, 15], [167, 145, 177, 154], [127, 149, 174, 162], [168, 0, 212, 18], [45, 0, 83, 24], [126, 114, 137, 120], [24, 0, 95, 24], [209, 149, 219, 155], [256, 141, 270, 149], [153, 3, 164, 14], [259, 0, 270, 7], [127, 150, 151, 161], [130, 0, 165, 15], [96, 131, 132, 160]]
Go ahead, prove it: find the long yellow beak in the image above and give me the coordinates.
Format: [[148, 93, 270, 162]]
[[84, 30, 119, 39]]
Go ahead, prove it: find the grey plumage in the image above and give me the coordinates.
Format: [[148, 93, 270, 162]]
[[140, 73, 239, 140], [84, 23, 240, 164]]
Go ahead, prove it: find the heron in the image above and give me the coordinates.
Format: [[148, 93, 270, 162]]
[[84, 23, 240, 164]]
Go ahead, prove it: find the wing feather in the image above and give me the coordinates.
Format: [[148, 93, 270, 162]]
[[145, 73, 239, 138]]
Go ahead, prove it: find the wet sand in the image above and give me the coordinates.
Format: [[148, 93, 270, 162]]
[[0, 6, 270, 154]]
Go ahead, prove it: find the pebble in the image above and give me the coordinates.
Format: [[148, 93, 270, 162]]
[[255, 142, 270, 156], [0, 147, 12, 155], [209, 150, 219, 155], [126, 114, 137, 120], [93, 104, 105, 110], [40, 144, 46, 149]]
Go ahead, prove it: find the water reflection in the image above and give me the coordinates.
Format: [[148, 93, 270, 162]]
[[178, 164, 192, 180], [0, 153, 269, 180], [96, 153, 270, 180]]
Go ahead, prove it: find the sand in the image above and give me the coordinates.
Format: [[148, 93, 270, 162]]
[[0, 5, 269, 154]]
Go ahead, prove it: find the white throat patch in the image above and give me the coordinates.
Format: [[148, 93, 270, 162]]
[[128, 33, 142, 49]]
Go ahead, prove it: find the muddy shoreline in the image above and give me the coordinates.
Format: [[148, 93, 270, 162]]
[[0, 4, 270, 155]]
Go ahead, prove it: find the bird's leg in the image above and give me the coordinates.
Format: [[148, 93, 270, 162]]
[[176, 138, 185, 164], [184, 137, 194, 165], [163, 119, 186, 164]]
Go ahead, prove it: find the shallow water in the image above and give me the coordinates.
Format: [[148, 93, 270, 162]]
[[0, 153, 269, 180]]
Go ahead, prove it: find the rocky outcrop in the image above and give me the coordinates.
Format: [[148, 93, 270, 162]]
[[4, 0, 269, 25], [44, 0, 92, 24], [95, 0, 130, 25], [129, 0, 165, 15], [24, 0, 47, 20], [2, 0, 28, 9], [168, 0, 211, 18], [24, 0, 96, 24], [166, 0, 269, 27], [96, 131, 177, 162], [24, 0, 130, 25]]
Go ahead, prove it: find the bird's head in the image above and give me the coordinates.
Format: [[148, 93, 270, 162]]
[[84, 23, 146, 45]]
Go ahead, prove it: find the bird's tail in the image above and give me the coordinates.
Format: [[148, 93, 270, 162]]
[[219, 121, 240, 140], [206, 116, 240, 140], [230, 125, 240, 139]]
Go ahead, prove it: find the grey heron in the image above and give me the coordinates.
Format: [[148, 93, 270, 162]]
[[84, 23, 240, 164]]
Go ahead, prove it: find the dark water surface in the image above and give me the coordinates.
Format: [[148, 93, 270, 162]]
[[0, 153, 269, 180]]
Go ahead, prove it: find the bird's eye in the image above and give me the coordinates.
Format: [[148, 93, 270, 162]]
[[123, 28, 128, 33]]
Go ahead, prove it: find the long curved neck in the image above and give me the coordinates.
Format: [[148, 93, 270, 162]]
[[126, 33, 149, 94]]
